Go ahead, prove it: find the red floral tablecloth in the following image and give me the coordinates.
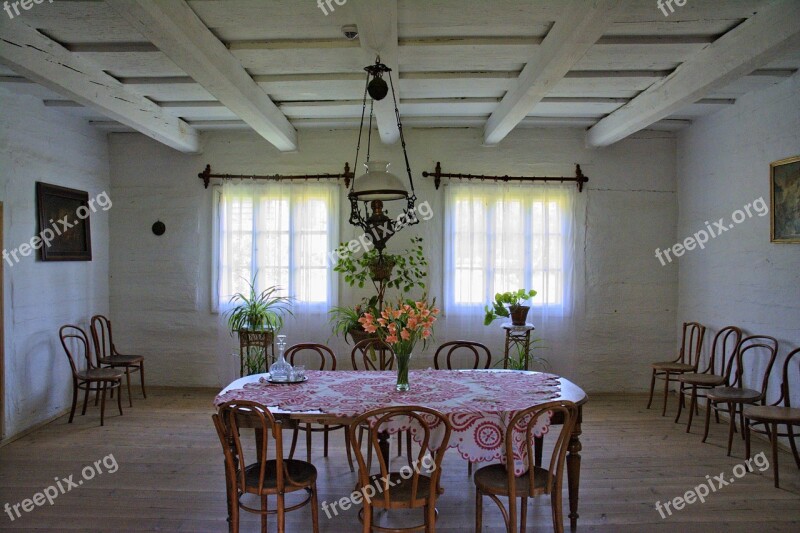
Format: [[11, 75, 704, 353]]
[[214, 369, 561, 475]]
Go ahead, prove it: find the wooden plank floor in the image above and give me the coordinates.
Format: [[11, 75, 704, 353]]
[[0, 389, 798, 532]]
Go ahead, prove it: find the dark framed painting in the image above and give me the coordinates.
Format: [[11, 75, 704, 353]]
[[35, 182, 92, 261], [770, 156, 800, 243]]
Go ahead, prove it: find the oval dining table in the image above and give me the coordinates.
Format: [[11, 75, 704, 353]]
[[215, 369, 588, 530]]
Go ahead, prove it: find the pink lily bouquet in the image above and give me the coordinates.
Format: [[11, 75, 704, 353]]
[[359, 299, 439, 391]]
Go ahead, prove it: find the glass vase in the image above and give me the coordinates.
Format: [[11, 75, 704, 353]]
[[396, 352, 411, 392]]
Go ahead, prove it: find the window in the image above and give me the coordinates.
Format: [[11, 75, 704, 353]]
[[444, 183, 574, 315], [215, 181, 339, 311]]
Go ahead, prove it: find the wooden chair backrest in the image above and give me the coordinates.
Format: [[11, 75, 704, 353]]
[[59, 325, 95, 376], [775, 347, 800, 408], [348, 405, 452, 508], [700, 326, 742, 379], [351, 338, 395, 371], [90, 314, 115, 361], [678, 321, 706, 367], [286, 343, 337, 370], [730, 335, 779, 402], [433, 340, 492, 370]]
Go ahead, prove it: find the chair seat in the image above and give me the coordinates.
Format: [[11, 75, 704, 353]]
[[743, 405, 800, 424], [706, 387, 760, 403], [362, 472, 433, 508], [76, 368, 124, 381], [678, 373, 725, 386], [100, 354, 144, 365], [474, 464, 548, 497], [652, 361, 695, 372], [243, 459, 317, 493]]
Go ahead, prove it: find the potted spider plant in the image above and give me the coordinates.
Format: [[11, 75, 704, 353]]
[[483, 289, 537, 326], [329, 297, 380, 345], [225, 276, 293, 375], [498, 338, 550, 371]]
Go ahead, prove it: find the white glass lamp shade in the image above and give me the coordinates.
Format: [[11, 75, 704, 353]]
[[352, 161, 408, 201]]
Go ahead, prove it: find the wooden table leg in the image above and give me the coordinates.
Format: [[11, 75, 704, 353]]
[[567, 411, 583, 531], [378, 430, 390, 466]]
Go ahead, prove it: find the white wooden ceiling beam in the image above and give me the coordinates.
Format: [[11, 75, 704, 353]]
[[0, 19, 198, 153], [351, 0, 401, 144], [483, 0, 621, 145], [107, 0, 297, 152], [587, 0, 800, 147]]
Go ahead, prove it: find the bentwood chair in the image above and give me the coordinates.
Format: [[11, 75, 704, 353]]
[[90, 315, 146, 407], [352, 338, 396, 371], [433, 340, 492, 370], [286, 343, 354, 471], [702, 335, 779, 456], [434, 340, 492, 474], [647, 321, 706, 416], [348, 405, 452, 533], [676, 326, 742, 431], [744, 347, 800, 487], [213, 400, 320, 533], [474, 400, 578, 533], [60, 325, 124, 426]]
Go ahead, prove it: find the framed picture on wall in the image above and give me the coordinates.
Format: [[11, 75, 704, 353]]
[[770, 155, 800, 243], [35, 182, 93, 261]]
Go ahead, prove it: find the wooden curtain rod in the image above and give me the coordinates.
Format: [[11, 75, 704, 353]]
[[422, 162, 589, 192], [198, 163, 354, 189]]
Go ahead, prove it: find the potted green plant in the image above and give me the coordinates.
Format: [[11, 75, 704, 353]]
[[225, 276, 293, 375], [498, 338, 549, 371], [331, 237, 428, 341], [483, 288, 537, 326], [329, 297, 379, 345]]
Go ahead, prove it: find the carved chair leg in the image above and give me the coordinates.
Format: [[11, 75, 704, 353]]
[[726, 403, 736, 456], [646, 370, 656, 409], [476, 489, 483, 532], [139, 361, 147, 398], [787, 423, 800, 469], [662, 372, 671, 417], [69, 380, 79, 423], [686, 387, 697, 433], [117, 380, 123, 416], [702, 399, 713, 443], [125, 367, 133, 407], [674, 383, 685, 423], [771, 422, 780, 488], [99, 382, 107, 427]]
